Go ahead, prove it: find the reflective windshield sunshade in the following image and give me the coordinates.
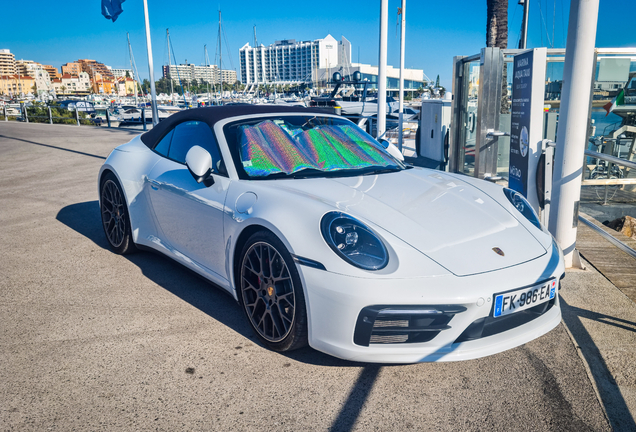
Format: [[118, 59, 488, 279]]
[[239, 120, 315, 176], [238, 119, 398, 177]]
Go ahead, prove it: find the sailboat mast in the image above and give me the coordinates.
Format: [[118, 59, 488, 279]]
[[167, 29, 174, 103], [127, 32, 138, 107], [204, 44, 210, 104], [218, 9, 222, 101]]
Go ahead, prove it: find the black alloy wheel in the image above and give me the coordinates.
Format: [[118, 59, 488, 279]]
[[238, 231, 307, 351], [100, 173, 137, 254]]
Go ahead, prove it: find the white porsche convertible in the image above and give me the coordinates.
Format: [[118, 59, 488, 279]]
[[98, 105, 564, 363]]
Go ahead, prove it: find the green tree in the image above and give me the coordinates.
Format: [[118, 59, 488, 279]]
[[125, 70, 131, 78], [435, 75, 440, 88]]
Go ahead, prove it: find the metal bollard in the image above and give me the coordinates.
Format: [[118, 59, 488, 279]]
[[142, 108, 146, 131], [22, 103, 29, 123], [75, 107, 80, 126], [48, 106, 52, 124], [3, 105, 7, 121], [106, 110, 111, 128]]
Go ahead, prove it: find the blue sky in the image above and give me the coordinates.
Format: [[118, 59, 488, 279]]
[[2, 0, 634, 88]]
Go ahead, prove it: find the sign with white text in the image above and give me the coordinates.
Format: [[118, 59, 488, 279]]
[[509, 51, 533, 196]]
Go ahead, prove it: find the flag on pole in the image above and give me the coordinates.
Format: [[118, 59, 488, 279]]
[[603, 89, 625, 117], [102, 0, 126, 22]]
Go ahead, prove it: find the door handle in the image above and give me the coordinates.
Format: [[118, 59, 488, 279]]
[[148, 179, 160, 190], [486, 130, 510, 138]]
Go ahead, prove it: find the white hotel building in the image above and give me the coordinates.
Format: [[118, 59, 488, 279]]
[[162, 64, 237, 85], [239, 34, 351, 85]]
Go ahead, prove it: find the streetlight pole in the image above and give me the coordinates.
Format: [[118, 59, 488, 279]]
[[397, 0, 406, 152], [377, 0, 389, 139], [518, 0, 529, 49], [142, 0, 159, 125], [549, 0, 600, 268]]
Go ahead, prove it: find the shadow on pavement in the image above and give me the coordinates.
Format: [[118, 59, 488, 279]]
[[560, 297, 636, 431], [328, 365, 382, 432], [0, 134, 108, 160], [56, 200, 368, 369]]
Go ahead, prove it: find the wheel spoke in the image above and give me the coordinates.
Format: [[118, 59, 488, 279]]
[[280, 312, 293, 325], [245, 255, 260, 277], [271, 304, 287, 334]]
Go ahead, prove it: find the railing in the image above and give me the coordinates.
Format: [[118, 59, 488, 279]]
[[582, 149, 636, 205], [578, 214, 636, 260], [2, 103, 152, 131], [3, 103, 95, 126]]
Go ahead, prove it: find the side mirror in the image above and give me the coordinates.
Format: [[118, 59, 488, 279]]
[[380, 139, 404, 162], [185, 145, 215, 186]]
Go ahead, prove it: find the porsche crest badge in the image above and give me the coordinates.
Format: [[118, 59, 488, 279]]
[[492, 247, 505, 256]]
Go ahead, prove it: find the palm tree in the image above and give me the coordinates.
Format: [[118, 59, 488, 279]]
[[60, 85, 67, 94], [487, 0, 509, 113]]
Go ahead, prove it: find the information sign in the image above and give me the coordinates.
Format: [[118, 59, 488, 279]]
[[509, 51, 534, 196]]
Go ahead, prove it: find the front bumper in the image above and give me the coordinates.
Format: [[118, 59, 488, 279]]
[[298, 241, 564, 363]]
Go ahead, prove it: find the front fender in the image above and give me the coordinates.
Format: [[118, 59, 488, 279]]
[[223, 181, 451, 287]]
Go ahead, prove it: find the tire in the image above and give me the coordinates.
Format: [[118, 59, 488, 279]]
[[100, 172, 137, 255], [237, 231, 308, 352]]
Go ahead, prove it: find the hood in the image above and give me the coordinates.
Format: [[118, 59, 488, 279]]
[[272, 168, 546, 276]]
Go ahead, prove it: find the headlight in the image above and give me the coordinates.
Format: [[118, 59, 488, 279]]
[[503, 188, 542, 230], [320, 212, 388, 270]]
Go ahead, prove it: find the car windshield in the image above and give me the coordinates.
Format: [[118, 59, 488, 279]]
[[223, 115, 405, 180]]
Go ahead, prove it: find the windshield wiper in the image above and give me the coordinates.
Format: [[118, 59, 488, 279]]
[[360, 167, 403, 176]]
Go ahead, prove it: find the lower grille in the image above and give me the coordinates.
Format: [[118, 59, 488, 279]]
[[454, 297, 556, 344], [373, 319, 409, 328], [370, 334, 409, 344], [354, 305, 466, 346]]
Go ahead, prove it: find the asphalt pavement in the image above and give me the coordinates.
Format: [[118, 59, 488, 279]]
[[0, 121, 628, 431]]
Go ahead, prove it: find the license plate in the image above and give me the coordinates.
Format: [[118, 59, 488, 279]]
[[493, 280, 557, 318]]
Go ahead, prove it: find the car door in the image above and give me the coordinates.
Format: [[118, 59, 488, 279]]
[[146, 120, 231, 280]]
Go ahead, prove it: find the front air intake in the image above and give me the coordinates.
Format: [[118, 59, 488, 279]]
[[353, 305, 466, 346]]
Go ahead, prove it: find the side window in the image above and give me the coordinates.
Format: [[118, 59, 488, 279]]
[[168, 121, 222, 166], [154, 129, 174, 157]]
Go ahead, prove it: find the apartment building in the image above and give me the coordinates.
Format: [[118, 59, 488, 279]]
[[110, 68, 134, 79], [162, 63, 236, 85], [221, 69, 237, 84], [116, 77, 138, 96], [61, 62, 82, 76], [51, 72, 92, 95], [42, 65, 60, 80], [0, 49, 16, 76], [77, 59, 114, 80], [239, 34, 351, 85], [0, 74, 35, 96], [15, 60, 53, 93]]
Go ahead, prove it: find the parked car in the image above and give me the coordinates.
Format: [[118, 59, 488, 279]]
[[98, 105, 564, 363]]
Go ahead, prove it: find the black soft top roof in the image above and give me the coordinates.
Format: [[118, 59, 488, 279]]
[[140, 104, 334, 148]]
